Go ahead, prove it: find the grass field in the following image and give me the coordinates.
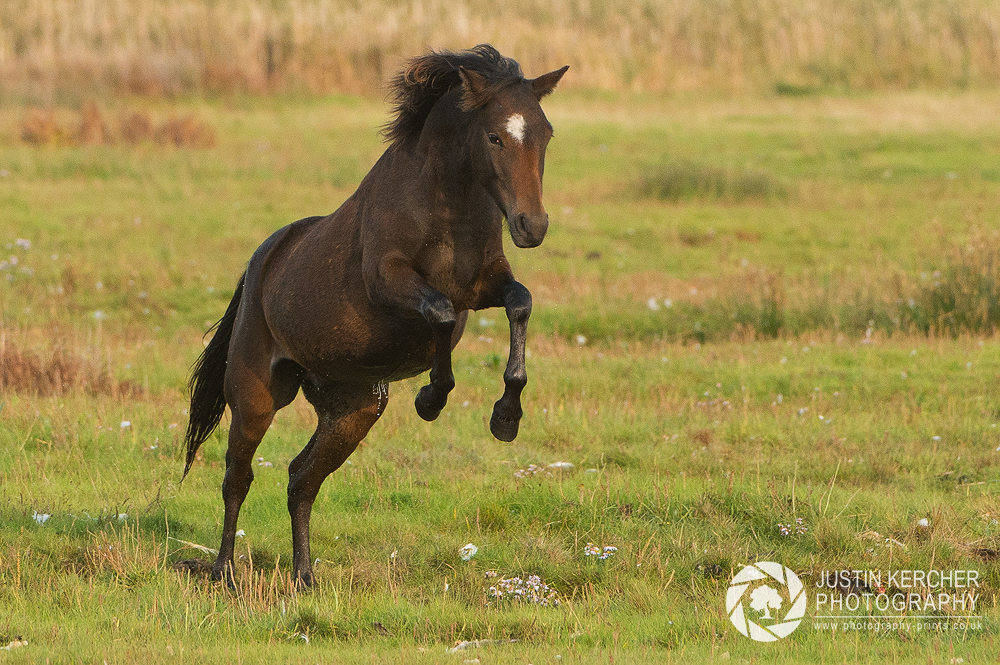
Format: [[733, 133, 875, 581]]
[[2, 88, 1000, 662]]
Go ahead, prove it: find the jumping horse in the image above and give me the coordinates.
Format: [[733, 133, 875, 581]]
[[183, 45, 567, 586]]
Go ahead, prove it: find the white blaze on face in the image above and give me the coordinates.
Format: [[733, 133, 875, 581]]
[[505, 113, 526, 144]]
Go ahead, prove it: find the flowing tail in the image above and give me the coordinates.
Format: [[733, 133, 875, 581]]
[[183, 272, 245, 479]]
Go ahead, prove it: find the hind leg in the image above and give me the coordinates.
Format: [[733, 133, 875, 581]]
[[289, 381, 386, 586], [213, 357, 302, 585], [212, 393, 273, 585]]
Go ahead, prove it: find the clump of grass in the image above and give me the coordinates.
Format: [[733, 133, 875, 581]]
[[638, 160, 788, 203], [901, 227, 1000, 336]]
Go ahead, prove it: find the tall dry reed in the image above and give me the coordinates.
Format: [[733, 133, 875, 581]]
[[1, 0, 998, 100]]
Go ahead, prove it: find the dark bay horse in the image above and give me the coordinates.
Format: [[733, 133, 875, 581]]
[[183, 45, 567, 586]]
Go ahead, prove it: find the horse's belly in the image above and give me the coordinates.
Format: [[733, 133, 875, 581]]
[[275, 314, 437, 385]]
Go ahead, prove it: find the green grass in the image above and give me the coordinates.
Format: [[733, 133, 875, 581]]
[[2, 90, 1000, 662]]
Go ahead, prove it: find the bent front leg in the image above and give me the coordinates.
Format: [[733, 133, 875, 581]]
[[368, 252, 458, 422], [413, 290, 457, 421], [491, 280, 531, 441]]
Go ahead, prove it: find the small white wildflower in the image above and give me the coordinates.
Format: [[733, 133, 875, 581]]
[[584, 543, 601, 557], [14, 238, 31, 250], [486, 573, 559, 606], [575, 334, 587, 346], [917, 518, 930, 528], [120, 420, 131, 428], [459, 543, 478, 561], [236, 529, 245, 538], [647, 297, 660, 311], [32, 511, 51, 525]]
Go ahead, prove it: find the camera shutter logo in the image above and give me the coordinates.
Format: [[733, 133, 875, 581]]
[[726, 562, 806, 642]]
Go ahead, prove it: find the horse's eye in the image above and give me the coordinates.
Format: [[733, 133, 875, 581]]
[[488, 133, 503, 147]]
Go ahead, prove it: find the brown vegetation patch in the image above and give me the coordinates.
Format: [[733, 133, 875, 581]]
[[154, 114, 217, 148], [0, 342, 142, 397], [21, 109, 69, 145], [20, 102, 216, 148], [78, 100, 112, 146], [119, 110, 155, 143]]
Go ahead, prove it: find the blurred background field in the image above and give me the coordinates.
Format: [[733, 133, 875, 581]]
[[1, 0, 1000, 104], [2, 1, 1000, 662]]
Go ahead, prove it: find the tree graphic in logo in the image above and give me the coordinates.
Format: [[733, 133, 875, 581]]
[[726, 562, 806, 642], [750, 585, 782, 620]]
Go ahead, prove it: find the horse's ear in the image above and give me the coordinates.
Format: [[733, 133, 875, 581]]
[[530, 65, 569, 100], [458, 66, 490, 109]]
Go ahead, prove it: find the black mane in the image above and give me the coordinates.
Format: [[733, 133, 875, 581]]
[[383, 44, 524, 146]]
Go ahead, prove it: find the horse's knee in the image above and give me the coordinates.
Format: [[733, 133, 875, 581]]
[[504, 282, 532, 323], [420, 291, 456, 330]]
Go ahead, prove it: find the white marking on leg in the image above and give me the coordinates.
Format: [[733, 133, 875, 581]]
[[505, 113, 526, 144]]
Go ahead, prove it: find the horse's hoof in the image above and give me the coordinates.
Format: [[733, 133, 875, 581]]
[[414, 385, 444, 421], [295, 570, 316, 589], [490, 406, 520, 442], [211, 565, 237, 590]]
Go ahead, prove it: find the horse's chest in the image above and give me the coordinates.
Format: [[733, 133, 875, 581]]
[[420, 247, 489, 307]]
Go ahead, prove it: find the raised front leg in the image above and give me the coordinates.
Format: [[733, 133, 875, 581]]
[[490, 280, 531, 441], [367, 252, 459, 422], [413, 290, 457, 421]]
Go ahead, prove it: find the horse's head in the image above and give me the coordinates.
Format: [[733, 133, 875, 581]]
[[460, 65, 568, 248]]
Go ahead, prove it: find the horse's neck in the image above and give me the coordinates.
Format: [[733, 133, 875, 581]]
[[407, 132, 495, 226]]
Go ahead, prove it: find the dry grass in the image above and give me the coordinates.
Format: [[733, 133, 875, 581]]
[[0, 0, 998, 100], [0, 338, 143, 397], [19, 102, 215, 147], [20, 108, 70, 145]]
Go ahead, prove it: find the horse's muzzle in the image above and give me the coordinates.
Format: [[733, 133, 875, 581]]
[[510, 212, 548, 248]]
